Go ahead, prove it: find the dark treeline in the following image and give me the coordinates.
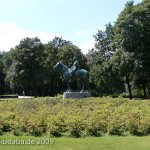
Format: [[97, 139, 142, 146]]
[[0, 0, 149, 99], [0, 37, 88, 97]]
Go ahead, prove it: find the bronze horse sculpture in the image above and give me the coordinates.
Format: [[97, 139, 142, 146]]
[[54, 62, 89, 92]]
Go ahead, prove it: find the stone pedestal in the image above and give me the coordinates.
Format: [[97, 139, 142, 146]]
[[63, 92, 91, 99]]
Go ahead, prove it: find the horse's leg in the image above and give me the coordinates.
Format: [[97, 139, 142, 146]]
[[66, 81, 69, 92], [84, 73, 89, 92], [69, 80, 72, 92], [80, 78, 89, 93], [85, 79, 89, 92], [80, 80, 84, 93], [66, 81, 71, 92]]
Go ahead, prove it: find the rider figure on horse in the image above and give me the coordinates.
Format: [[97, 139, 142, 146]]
[[70, 56, 80, 81]]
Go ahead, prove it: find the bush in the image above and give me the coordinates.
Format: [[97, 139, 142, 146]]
[[0, 112, 15, 132], [13, 129, 23, 136], [85, 114, 107, 136], [0, 129, 3, 135], [66, 116, 85, 137], [46, 111, 67, 137], [0, 97, 150, 137]]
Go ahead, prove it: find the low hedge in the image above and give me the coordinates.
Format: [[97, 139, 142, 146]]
[[0, 97, 150, 137]]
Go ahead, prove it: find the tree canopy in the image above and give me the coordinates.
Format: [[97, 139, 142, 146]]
[[0, 0, 150, 98]]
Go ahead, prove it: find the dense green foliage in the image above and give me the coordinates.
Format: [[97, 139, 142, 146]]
[[0, 0, 149, 98], [87, 0, 150, 98], [113, 0, 150, 98], [0, 97, 150, 137], [5, 37, 45, 97], [1, 37, 88, 96]]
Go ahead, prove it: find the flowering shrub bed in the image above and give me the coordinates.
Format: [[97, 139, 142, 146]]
[[0, 97, 150, 137]]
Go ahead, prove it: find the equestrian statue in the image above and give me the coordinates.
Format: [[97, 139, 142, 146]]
[[54, 57, 89, 93]]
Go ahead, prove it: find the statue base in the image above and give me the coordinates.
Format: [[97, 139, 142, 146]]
[[63, 92, 91, 99]]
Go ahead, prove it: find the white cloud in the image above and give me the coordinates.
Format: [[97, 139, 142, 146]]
[[0, 22, 94, 55], [79, 40, 95, 54], [73, 31, 84, 36], [0, 22, 59, 51]]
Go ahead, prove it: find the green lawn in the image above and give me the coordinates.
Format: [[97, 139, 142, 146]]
[[0, 135, 150, 150]]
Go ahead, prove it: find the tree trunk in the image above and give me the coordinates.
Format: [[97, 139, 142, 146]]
[[33, 84, 37, 98], [146, 80, 150, 98], [126, 75, 132, 99], [143, 84, 147, 99]]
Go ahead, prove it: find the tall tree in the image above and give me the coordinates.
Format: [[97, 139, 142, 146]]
[[93, 23, 114, 60], [114, 0, 150, 98], [88, 23, 125, 96], [5, 37, 45, 97], [43, 41, 61, 95], [51, 36, 72, 49], [111, 50, 135, 99], [2, 50, 16, 93], [0, 52, 5, 94]]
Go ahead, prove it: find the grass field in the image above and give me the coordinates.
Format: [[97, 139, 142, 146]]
[[0, 135, 150, 150]]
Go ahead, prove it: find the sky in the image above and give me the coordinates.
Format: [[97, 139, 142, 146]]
[[0, 0, 142, 54]]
